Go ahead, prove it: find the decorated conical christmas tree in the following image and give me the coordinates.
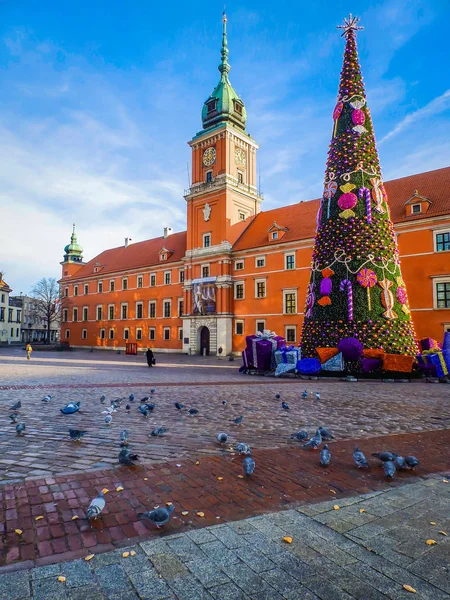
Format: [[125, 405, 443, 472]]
[[301, 15, 417, 362]]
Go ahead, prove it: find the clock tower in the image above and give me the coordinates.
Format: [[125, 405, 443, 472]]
[[182, 12, 262, 356]]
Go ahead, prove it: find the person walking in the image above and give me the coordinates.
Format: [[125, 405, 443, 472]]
[[25, 343, 33, 360], [146, 347, 155, 368]]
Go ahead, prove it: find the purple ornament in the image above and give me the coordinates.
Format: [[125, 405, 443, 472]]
[[296, 358, 321, 375], [337, 337, 363, 361]]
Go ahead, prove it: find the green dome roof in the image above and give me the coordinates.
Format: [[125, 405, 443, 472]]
[[64, 224, 83, 261], [201, 13, 247, 132]]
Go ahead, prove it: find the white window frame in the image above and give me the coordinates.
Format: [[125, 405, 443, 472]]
[[285, 326, 296, 343], [235, 319, 244, 335], [148, 300, 156, 319], [234, 281, 245, 300], [201, 263, 210, 278], [64, 287, 69, 297], [108, 304, 114, 320], [178, 298, 184, 317], [163, 327, 171, 340], [149, 327, 156, 341], [100, 328, 106, 340], [109, 328, 115, 340], [63, 309, 68, 322], [123, 328, 130, 340], [65, 329, 70, 339], [150, 273, 156, 287], [255, 256, 266, 268], [136, 327, 143, 341], [411, 203, 422, 214], [163, 299, 172, 318], [96, 305, 103, 321], [98, 281, 103, 293], [255, 278, 267, 299], [164, 271, 171, 285], [81, 328, 87, 340], [122, 277, 128, 290], [271, 231, 278, 240], [434, 230, 450, 253], [238, 211, 246, 221], [160, 253, 166, 261], [136, 301, 144, 319], [82, 306, 88, 321], [84, 284, 89, 295], [283, 289, 298, 314], [235, 259, 244, 271], [179, 269, 185, 283], [74, 285, 78, 296], [203, 233, 211, 248], [256, 320, 266, 333], [121, 303, 128, 320], [72, 307, 78, 322], [109, 280, 115, 292], [178, 326, 183, 341], [433, 277, 450, 309], [285, 252, 296, 270], [137, 275, 143, 288]]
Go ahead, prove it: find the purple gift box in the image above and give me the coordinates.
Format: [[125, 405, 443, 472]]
[[245, 330, 285, 370], [419, 338, 440, 352]]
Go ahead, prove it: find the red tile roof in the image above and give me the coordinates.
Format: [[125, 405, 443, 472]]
[[71, 231, 187, 280], [233, 166, 450, 251]]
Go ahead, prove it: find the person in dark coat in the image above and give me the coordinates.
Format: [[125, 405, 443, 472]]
[[146, 348, 155, 368]]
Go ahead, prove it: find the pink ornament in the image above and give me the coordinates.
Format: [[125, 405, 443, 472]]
[[357, 269, 377, 288], [351, 109, 365, 125], [396, 287, 407, 304], [338, 192, 358, 210], [333, 102, 343, 120]]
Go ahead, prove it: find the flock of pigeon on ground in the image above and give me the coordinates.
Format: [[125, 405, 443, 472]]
[[6, 388, 420, 529]]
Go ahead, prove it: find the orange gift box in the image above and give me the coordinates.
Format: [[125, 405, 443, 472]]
[[382, 353, 414, 373], [316, 347, 339, 363], [363, 348, 385, 359]]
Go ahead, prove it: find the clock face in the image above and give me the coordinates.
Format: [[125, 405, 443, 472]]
[[235, 147, 247, 169], [203, 147, 216, 167]]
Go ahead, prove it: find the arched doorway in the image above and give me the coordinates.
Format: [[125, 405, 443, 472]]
[[199, 326, 210, 356]]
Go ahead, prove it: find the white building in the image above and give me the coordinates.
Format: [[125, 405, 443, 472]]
[[0, 274, 22, 344]]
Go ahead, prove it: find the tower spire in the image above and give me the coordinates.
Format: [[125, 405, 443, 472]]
[[219, 11, 230, 78]]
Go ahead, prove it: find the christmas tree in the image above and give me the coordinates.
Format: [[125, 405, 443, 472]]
[[301, 15, 417, 362]]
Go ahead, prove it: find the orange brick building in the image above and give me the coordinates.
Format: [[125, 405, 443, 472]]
[[59, 17, 450, 355]]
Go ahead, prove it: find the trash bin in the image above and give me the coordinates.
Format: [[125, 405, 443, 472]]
[[126, 343, 137, 355]]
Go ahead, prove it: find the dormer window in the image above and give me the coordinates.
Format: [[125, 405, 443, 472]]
[[234, 100, 243, 115], [268, 221, 288, 242], [272, 231, 278, 240], [405, 190, 431, 217], [206, 99, 217, 114], [411, 204, 421, 214], [160, 254, 166, 261]]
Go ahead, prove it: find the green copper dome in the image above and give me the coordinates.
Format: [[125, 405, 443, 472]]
[[201, 13, 247, 132], [64, 224, 83, 262]]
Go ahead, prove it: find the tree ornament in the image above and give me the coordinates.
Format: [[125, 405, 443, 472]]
[[351, 109, 365, 125], [318, 268, 334, 306], [339, 279, 353, 320], [357, 268, 377, 311], [378, 278, 397, 319], [370, 178, 386, 214], [332, 101, 343, 136], [358, 187, 372, 223], [305, 283, 316, 318]]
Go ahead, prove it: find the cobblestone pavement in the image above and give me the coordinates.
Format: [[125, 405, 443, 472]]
[[0, 476, 449, 600]]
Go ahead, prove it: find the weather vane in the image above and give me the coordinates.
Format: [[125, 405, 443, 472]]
[[337, 14, 363, 37]]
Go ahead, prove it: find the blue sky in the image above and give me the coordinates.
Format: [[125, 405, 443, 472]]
[[1, 0, 449, 294]]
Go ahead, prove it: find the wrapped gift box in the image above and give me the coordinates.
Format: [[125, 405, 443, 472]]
[[419, 338, 440, 352], [316, 347, 339, 363], [275, 345, 301, 366], [382, 353, 415, 373], [245, 330, 285, 371], [361, 357, 382, 373], [428, 351, 449, 377], [242, 349, 252, 369], [275, 362, 297, 377], [322, 352, 343, 371], [363, 348, 385, 359], [296, 357, 321, 375]]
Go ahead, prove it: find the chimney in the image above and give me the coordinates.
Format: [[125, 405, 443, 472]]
[[125, 237, 132, 248], [163, 227, 173, 238]]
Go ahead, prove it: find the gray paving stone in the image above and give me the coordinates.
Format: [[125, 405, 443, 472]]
[[241, 532, 285, 556], [209, 582, 250, 600], [166, 536, 206, 562], [269, 551, 316, 582], [200, 540, 242, 567], [150, 551, 189, 579], [95, 564, 132, 594], [128, 568, 173, 599], [222, 561, 275, 596], [261, 567, 311, 599], [235, 546, 276, 573], [186, 557, 230, 588], [32, 577, 69, 600], [68, 586, 104, 600], [31, 564, 61, 580], [210, 525, 248, 549], [0, 571, 31, 600], [167, 573, 214, 600], [186, 528, 217, 544], [61, 560, 95, 588], [139, 539, 170, 557], [228, 520, 259, 535], [302, 574, 355, 600]]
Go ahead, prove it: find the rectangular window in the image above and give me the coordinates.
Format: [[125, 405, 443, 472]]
[[256, 257, 265, 268], [272, 231, 278, 240], [165, 271, 171, 285], [203, 234, 211, 248], [84, 284, 89, 295], [83, 307, 88, 321], [149, 301, 156, 319], [121, 304, 128, 319], [137, 276, 143, 288], [239, 212, 246, 221], [255, 280, 266, 298], [98, 281, 103, 293], [65, 329, 70, 339], [285, 254, 295, 270], [149, 327, 156, 341], [82, 329, 87, 340], [164, 301, 171, 318], [179, 270, 185, 283], [63, 309, 68, 322], [136, 328, 142, 341], [10, 327, 13, 336], [73, 308, 78, 322], [96, 306, 102, 320], [124, 328, 129, 340], [284, 292, 297, 314], [0, 307, 4, 321], [285, 326, 296, 343], [436, 232, 450, 252], [136, 303, 143, 319], [235, 320, 244, 335], [16, 327, 19, 337], [163, 327, 170, 340], [178, 299, 184, 317], [202, 265, 210, 278], [206, 171, 213, 183], [100, 328, 106, 340], [150, 273, 156, 287], [412, 203, 421, 214], [110, 280, 115, 292], [178, 327, 183, 340], [237, 171, 243, 184], [74, 285, 78, 296], [108, 305, 114, 320], [235, 260, 244, 270], [256, 320, 265, 333], [109, 328, 115, 340], [8, 308, 13, 322], [64, 287, 68, 297], [235, 282, 244, 299], [436, 282, 450, 308], [122, 278, 128, 290]]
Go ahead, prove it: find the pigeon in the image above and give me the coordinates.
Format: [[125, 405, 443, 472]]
[[320, 444, 331, 467], [303, 430, 322, 450], [235, 443, 251, 455], [353, 446, 369, 468], [383, 460, 396, 478], [105, 415, 112, 425], [100, 395, 106, 404], [405, 456, 419, 469], [102, 407, 115, 415], [129, 393, 134, 401], [393, 455, 407, 470], [151, 427, 168, 437], [217, 432, 228, 444], [60, 402, 80, 415], [69, 428, 87, 441], [243, 454, 255, 477], [126, 404, 131, 411], [290, 430, 309, 442], [222, 400, 227, 406], [9, 413, 19, 423], [188, 408, 198, 415], [139, 405, 150, 417], [138, 504, 175, 528], [281, 401, 289, 410], [372, 451, 398, 462], [145, 403, 156, 411], [301, 390, 308, 399], [275, 394, 281, 399], [120, 430, 129, 446], [42, 395, 52, 402], [231, 416, 244, 425], [10, 401, 21, 411], [87, 491, 106, 520], [318, 427, 335, 441], [16, 423, 25, 435], [175, 402, 184, 410], [119, 448, 139, 466], [150, 388, 156, 394], [315, 392, 321, 401], [140, 396, 150, 403]]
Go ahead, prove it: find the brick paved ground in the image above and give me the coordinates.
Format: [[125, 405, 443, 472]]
[[0, 476, 449, 599]]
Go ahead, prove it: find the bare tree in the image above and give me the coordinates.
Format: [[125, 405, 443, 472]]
[[29, 278, 64, 344]]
